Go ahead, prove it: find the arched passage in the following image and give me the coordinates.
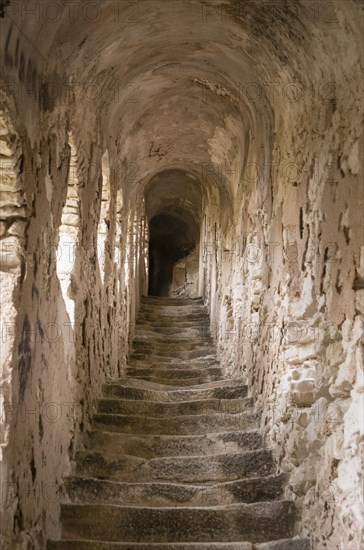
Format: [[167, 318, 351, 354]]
[[0, 1, 363, 548], [148, 213, 198, 296], [144, 168, 203, 297]]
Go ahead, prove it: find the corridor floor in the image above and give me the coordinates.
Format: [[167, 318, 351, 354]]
[[48, 297, 310, 549]]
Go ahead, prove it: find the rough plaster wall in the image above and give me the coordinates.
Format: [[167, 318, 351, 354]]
[[0, 99, 28, 544], [1, 116, 76, 548], [0, 89, 130, 547], [200, 8, 364, 549]]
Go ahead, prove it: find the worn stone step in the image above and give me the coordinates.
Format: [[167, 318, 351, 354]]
[[86, 430, 262, 458], [132, 338, 213, 347], [138, 311, 210, 321], [75, 449, 273, 483], [126, 366, 220, 376], [130, 350, 217, 361], [141, 296, 204, 306], [97, 398, 252, 417], [138, 310, 210, 319], [123, 373, 222, 384], [94, 411, 259, 435], [133, 331, 212, 340], [134, 327, 212, 337], [123, 376, 222, 387], [126, 363, 218, 375], [132, 342, 215, 353], [138, 306, 206, 313], [130, 353, 218, 362], [140, 299, 205, 305], [110, 376, 245, 393], [125, 368, 222, 380], [139, 305, 207, 313], [49, 541, 254, 549], [61, 501, 296, 543], [128, 357, 217, 368], [49, 541, 310, 550], [106, 377, 247, 391], [127, 360, 221, 370], [136, 320, 210, 328], [134, 337, 213, 345], [128, 359, 220, 371], [136, 323, 211, 332], [102, 380, 248, 402], [66, 473, 286, 506]]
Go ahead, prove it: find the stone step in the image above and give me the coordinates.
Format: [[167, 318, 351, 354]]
[[107, 377, 247, 390], [128, 359, 220, 370], [136, 315, 209, 323], [132, 342, 215, 352], [133, 327, 212, 337], [125, 368, 222, 380], [141, 296, 204, 306], [75, 449, 273, 483], [132, 350, 216, 359], [139, 310, 209, 319], [140, 299, 205, 306], [128, 361, 218, 371], [139, 303, 208, 311], [128, 357, 217, 368], [126, 366, 221, 375], [137, 305, 210, 322], [127, 360, 221, 370], [122, 376, 222, 387], [130, 349, 217, 360], [50, 542, 255, 549], [137, 318, 211, 327], [102, 380, 248, 402], [65, 473, 286, 506], [94, 411, 259, 435], [123, 374, 222, 385], [86, 430, 262, 458], [134, 336, 213, 345], [133, 330, 212, 339], [130, 352, 218, 361], [49, 540, 310, 550], [47, 539, 311, 550], [97, 398, 252, 417], [60, 501, 296, 543]]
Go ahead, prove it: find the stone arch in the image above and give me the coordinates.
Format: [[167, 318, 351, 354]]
[[146, 171, 199, 296]]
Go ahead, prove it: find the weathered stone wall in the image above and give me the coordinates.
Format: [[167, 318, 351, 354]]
[[0, 97, 29, 546], [0, 86, 139, 547], [199, 4, 364, 548]]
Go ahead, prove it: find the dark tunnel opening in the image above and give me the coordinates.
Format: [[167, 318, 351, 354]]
[[148, 214, 197, 296]]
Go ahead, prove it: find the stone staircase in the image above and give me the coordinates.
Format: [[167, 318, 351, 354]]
[[48, 296, 310, 550]]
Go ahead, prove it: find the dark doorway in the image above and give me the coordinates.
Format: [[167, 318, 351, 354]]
[[148, 214, 196, 296]]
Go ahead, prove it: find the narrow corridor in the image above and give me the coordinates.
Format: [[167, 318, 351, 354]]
[[0, 2, 363, 548]]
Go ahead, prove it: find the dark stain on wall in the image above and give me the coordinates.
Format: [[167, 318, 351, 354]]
[[18, 314, 32, 400], [0, 0, 10, 18]]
